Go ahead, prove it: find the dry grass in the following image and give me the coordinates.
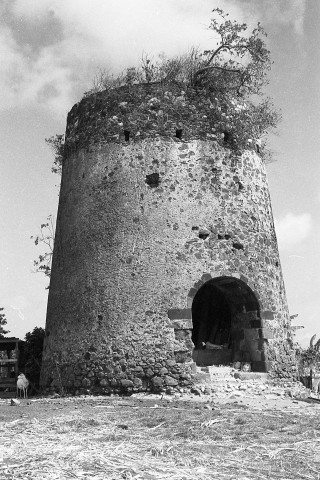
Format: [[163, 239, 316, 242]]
[[1, 396, 320, 479]]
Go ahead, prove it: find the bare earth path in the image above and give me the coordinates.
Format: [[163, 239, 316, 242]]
[[1, 392, 320, 479]]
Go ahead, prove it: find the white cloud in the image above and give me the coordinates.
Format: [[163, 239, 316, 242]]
[[0, 0, 307, 115], [274, 212, 312, 250], [265, 0, 306, 35], [227, 0, 306, 35]]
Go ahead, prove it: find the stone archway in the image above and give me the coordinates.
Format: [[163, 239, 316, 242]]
[[191, 276, 270, 372]]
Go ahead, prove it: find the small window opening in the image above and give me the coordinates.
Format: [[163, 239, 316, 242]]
[[175, 129, 183, 139], [145, 173, 160, 188], [124, 130, 130, 141], [232, 242, 244, 250], [223, 131, 232, 143], [199, 230, 210, 240]]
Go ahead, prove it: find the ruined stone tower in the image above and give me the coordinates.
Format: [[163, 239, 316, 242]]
[[40, 84, 295, 394]]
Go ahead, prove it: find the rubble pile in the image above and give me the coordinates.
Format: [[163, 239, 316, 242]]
[[191, 365, 311, 399]]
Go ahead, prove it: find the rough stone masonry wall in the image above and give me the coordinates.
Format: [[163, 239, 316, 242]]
[[41, 129, 296, 394]]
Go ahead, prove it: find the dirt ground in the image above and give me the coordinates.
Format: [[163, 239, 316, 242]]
[[1, 389, 320, 480]]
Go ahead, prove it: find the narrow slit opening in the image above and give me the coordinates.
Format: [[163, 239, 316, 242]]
[[175, 129, 183, 139], [124, 130, 130, 141]]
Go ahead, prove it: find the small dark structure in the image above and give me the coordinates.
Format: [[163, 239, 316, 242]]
[[0, 338, 21, 396]]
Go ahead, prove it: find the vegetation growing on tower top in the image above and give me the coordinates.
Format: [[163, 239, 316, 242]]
[[64, 8, 280, 160]]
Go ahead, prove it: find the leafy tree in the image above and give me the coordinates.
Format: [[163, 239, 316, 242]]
[[32, 135, 64, 284], [31, 214, 55, 284], [45, 134, 64, 176], [193, 8, 271, 95], [0, 307, 9, 338], [19, 327, 45, 390]]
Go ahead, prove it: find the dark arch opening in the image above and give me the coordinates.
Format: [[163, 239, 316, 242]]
[[192, 276, 262, 369]]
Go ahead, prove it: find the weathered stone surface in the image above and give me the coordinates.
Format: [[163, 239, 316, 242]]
[[132, 378, 142, 388], [190, 386, 202, 396], [40, 90, 295, 394], [164, 376, 178, 386], [167, 309, 192, 320], [120, 379, 134, 388], [82, 378, 91, 388], [260, 328, 273, 339], [171, 320, 193, 329], [244, 329, 259, 341], [151, 376, 164, 387]]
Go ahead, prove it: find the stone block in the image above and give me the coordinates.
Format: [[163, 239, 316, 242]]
[[250, 319, 262, 328], [168, 308, 191, 320], [221, 270, 231, 277], [259, 328, 273, 339], [193, 280, 204, 290], [231, 272, 241, 279], [174, 329, 192, 342], [248, 350, 262, 362], [261, 311, 274, 320], [201, 273, 212, 282], [82, 378, 91, 387], [164, 375, 178, 386], [175, 351, 192, 363], [191, 372, 211, 384], [171, 319, 193, 329], [240, 274, 249, 284], [187, 296, 193, 308], [192, 348, 232, 366], [133, 378, 142, 387], [246, 339, 265, 352], [244, 328, 259, 341], [151, 376, 164, 387], [251, 361, 273, 372], [210, 271, 222, 279], [120, 379, 134, 388], [234, 372, 269, 382], [160, 367, 168, 375]]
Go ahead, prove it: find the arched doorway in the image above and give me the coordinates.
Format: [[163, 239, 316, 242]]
[[192, 276, 262, 368]]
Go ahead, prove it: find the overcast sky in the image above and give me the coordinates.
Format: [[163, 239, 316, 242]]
[[0, 0, 319, 347]]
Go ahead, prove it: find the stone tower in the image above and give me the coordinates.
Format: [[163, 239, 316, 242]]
[[40, 84, 295, 394]]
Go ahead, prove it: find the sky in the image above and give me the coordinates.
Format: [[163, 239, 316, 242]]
[[0, 0, 319, 348]]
